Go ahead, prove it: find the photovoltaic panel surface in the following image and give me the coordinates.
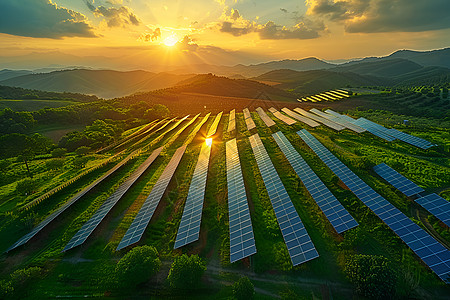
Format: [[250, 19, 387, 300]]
[[226, 139, 257, 262], [183, 113, 211, 146], [386, 128, 433, 150], [309, 109, 365, 133], [294, 108, 345, 131], [281, 108, 320, 127], [255, 107, 276, 127], [249, 133, 319, 266], [243, 108, 256, 130], [272, 131, 358, 234], [116, 145, 187, 251], [207, 112, 223, 137], [174, 141, 212, 248], [352, 118, 396, 141], [298, 129, 450, 283], [269, 107, 296, 125], [243, 108, 251, 119], [228, 109, 236, 132], [373, 163, 424, 197], [416, 194, 450, 228], [6, 152, 135, 252], [63, 147, 163, 252]]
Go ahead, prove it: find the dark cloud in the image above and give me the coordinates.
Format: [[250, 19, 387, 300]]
[[139, 28, 161, 42], [258, 19, 325, 40], [0, 0, 97, 39], [280, 8, 288, 13], [307, 0, 450, 33], [220, 21, 254, 36], [85, 1, 141, 28], [219, 9, 255, 36]]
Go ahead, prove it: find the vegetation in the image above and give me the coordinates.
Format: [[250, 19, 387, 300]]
[[232, 276, 255, 300], [167, 254, 206, 289]]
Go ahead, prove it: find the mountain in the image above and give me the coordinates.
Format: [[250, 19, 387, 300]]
[[0, 69, 33, 81], [387, 48, 450, 68], [0, 69, 195, 99], [252, 69, 387, 95], [332, 59, 424, 78], [0, 85, 98, 102]]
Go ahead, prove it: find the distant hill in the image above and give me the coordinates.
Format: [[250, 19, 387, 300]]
[[385, 48, 450, 68], [332, 59, 423, 78], [252, 69, 387, 95], [0, 69, 195, 99], [0, 69, 33, 81], [0, 85, 98, 102]]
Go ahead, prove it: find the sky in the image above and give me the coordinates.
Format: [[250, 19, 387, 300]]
[[0, 0, 449, 70]]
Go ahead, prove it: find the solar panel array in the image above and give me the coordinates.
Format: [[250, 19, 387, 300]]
[[207, 111, 223, 137], [415, 194, 450, 228], [63, 147, 163, 252], [386, 128, 434, 149], [249, 133, 319, 266], [226, 139, 257, 262], [352, 118, 396, 142], [243, 108, 256, 130], [183, 113, 211, 146], [297, 129, 450, 283], [227, 109, 236, 132], [116, 145, 187, 251], [255, 107, 276, 127], [174, 141, 212, 248], [373, 163, 424, 197], [272, 131, 358, 234], [294, 108, 345, 131], [163, 114, 199, 150], [281, 108, 320, 127], [6, 151, 137, 252], [269, 107, 296, 125], [309, 109, 365, 133]]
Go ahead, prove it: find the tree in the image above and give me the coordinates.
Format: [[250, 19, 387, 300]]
[[75, 146, 90, 156], [345, 254, 396, 299], [72, 156, 89, 169], [51, 148, 67, 158], [46, 158, 65, 170], [115, 246, 160, 287], [16, 178, 38, 195], [232, 276, 254, 300], [144, 104, 170, 120], [167, 254, 206, 289]]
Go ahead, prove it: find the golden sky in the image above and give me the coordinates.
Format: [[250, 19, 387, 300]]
[[0, 0, 449, 69]]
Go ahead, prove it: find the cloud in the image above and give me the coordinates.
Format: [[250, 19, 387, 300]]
[[138, 28, 161, 42], [280, 8, 288, 13], [307, 0, 450, 33], [219, 8, 255, 36], [0, 0, 97, 39], [85, 0, 141, 28], [177, 36, 199, 52]]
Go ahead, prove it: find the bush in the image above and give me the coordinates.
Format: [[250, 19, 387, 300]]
[[16, 178, 38, 195], [345, 255, 396, 299], [51, 148, 67, 158], [0, 267, 42, 299], [167, 254, 206, 289], [46, 158, 65, 170], [72, 156, 89, 168], [144, 104, 170, 120], [233, 276, 254, 300], [115, 246, 160, 287], [75, 146, 90, 156]]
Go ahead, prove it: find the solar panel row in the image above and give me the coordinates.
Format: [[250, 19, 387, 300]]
[[228, 109, 236, 132], [183, 113, 211, 146], [373, 163, 424, 197], [281, 108, 320, 127], [269, 107, 296, 125], [6, 151, 136, 252], [116, 145, 187, 251], [298, 129, 450, 284], [132, 117, 183, 151], [386, 128, 434, 150], [174, 141, 212, 248], [272, 131, 358, 234], [309, 109, 365, 133], [226, 139, 257, 262], [163, 114, 199, 150], [415, 194, 450, 228], [207, 112, 223, 137], [352, 118, 396, 142], [249, 133, 319, 266], [243, 108, 256, 130], [63, 147, 163, 252], [294, 108, 345, 131], [255, 107, 276, 127]]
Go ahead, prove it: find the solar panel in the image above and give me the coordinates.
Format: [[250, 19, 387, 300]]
[[373, 163, 424, 197], [63, 147, 163, 252], [297, 129, 450, 283], [116, 145, 187, 251], [386, 128, 434, 150], [174, 141, 212, 248], [416, 194, 450, 228], [255, 107, 276, 127], [207, 112, 223, 137], [227, 109, 236, 132], [243, 108, 256, 130], [281, 108, 320, 127], [309, 109, 365, 133], [6, 151, 137, 253], [272, 131, 358, 234], [324, 109, 359, 124], [352, 118, 396, 142], [294, 108, 345, 131], [183, 113, 211, 146], [249, 133, 319, 266], [226, 139, 257, 262], [163, 114, 199, 150], [269, 108, 296, 125]]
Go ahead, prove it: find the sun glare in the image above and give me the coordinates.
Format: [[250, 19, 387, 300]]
[[163, 35, 179, 47], [205, 138, 212, 147]]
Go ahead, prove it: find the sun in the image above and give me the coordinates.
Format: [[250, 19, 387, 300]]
[[163, 35, 179, 47]]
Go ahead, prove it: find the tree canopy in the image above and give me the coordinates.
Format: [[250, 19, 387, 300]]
[[167, 254, 206, 289]]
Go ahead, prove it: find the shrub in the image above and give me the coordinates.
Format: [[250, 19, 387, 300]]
[[167, 254, 206, 289], [232, 276, 254, 300], [75, 146, 90, 156], [16, 178, 37, 195], [46, 158, 65, 170], [51, 148, 67, 158]]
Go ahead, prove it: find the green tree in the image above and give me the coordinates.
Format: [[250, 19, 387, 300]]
[[167, 254, 206, 289], [144, 104, 170, 120], [233, 276, 255, 300], [345, 254, 396, 299], [115, 246, 160, 287], [46, 158, 65, 170], [51, 148, 67, 158], [75, 146, 90, 156], [16, 178, 38, 195], [72, 156, 89, 169]]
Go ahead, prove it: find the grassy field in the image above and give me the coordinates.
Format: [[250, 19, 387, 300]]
[[1, 107, 450, 299], [0, 99, 78, 111]]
